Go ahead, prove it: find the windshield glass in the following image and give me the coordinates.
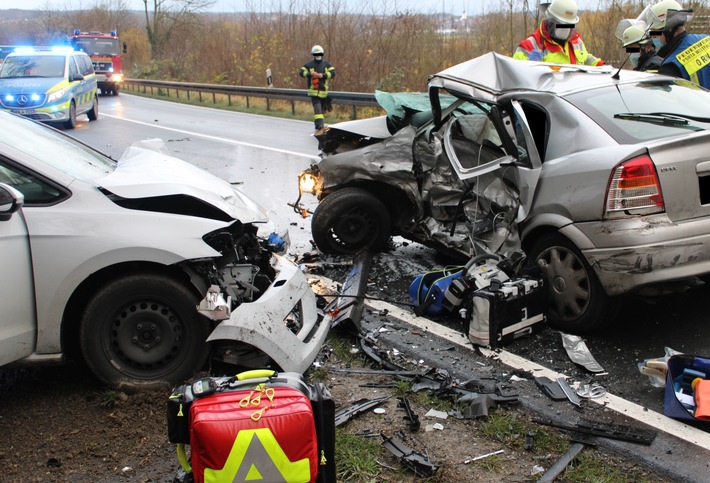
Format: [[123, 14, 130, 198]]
[[0, 112, 115, 180], [0, 55, 65, 78], [567, 79, 710, 143], [73, 38, 120, 56]]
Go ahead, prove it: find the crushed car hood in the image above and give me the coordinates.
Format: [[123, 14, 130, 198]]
[[98, 144, 269, 223]]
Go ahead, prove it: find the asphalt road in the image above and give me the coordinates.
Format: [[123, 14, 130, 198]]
[[70, 92, 710, 481]]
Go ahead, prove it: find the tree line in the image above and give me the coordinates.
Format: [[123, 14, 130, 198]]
[[2, 0, 710, 93]]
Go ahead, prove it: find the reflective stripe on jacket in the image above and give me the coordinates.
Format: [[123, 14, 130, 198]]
[[513, 22, 603, 66], [663, 33, 710, 89], [299, 59, 335, 98]]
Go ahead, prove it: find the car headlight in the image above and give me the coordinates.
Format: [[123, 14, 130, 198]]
[[47, 89, 66, 103], [298, 169, 322, 195]]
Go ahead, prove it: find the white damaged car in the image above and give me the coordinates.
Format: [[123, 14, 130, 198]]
[[0, 111, 330, 389]]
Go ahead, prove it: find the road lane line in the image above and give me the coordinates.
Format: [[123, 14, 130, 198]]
[[310, 276, 710, 450], [101, 113, 318, 160]]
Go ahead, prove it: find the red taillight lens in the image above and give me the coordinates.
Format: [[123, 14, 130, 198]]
[[605, 155, 665, 219]]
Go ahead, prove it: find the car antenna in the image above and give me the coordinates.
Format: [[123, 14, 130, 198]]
[[612, 55, 630, 80]]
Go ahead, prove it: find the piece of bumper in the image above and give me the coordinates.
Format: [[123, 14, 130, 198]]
[[206, 255, 331, 373], [569, 216, 710, 296]]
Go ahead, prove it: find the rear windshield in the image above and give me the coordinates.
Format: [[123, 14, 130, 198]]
[[0, 55, 66, 78], [566, 79, 710, 143]]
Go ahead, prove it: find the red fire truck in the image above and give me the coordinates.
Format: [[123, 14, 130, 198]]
[[69, 30, 126, 95]]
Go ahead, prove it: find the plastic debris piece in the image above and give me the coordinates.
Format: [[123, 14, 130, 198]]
[[425, 408, 449, 419], [561, 333, 605, 373], [463, 449, 504, 464], [531, 465, 545, 475], [373, 408, 386, 414], [576, 383, 606, 399], [381, 433, 439, 477]]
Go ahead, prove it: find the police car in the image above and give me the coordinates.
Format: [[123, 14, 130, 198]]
[[0, 47, 98, 129]]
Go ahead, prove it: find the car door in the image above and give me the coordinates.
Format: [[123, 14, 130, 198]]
[[0, 182, 36, 365], [67, 55, 87, 112]]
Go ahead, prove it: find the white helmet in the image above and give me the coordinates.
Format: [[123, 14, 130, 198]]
[[648, 0, 682, 30], [311, 45, 324, 55], [545, 0, 580, 25], [622, 24, 652, 47]]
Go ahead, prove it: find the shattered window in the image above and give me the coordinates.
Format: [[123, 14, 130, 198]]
[[448, 103, 506, 170]]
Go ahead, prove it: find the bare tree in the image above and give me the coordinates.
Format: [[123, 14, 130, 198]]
[[142, 0, 215, 58]]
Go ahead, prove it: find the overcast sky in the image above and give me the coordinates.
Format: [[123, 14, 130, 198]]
[[2, 0, 601, 17]]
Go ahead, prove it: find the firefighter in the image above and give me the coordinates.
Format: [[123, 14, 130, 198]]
[[651, 2, 710, 89], [299, 45, 335, 131], [620, 22, 663, 72], [513, 0, 604, 66]]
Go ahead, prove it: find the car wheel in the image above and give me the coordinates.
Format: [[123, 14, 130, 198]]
[[63, 101, 77, 129], [112, 86, 120, 96], [312, 187, 391, 254], [527, 233, 621, 333], [87, 96, 98, 121], [80, 273, 211, 390]]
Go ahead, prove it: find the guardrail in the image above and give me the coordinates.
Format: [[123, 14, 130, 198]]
[[123, 78, 380, 119]]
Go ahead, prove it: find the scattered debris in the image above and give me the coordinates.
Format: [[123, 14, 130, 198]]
[[537, 441, 587, 483], [381, 433, 439, 477], [425, 423, 445, 431], [557, 377, 582, 408], [462, 449, 504, 464], [424, 408, 448, 420], [535, 376, 567, 401], [531, 465, 546, 476], [533, 418, 657, 445], [334, 397, 390, 427], [524, 432, 535, 451], [561, 333, 606, 374], [397, 398, 421, 431], [576, 383, 606, 399]]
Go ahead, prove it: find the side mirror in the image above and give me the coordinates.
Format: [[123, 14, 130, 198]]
[[0, 183, 24, 222], [70, 72, 85, 82], [123, 41, 127, 54]]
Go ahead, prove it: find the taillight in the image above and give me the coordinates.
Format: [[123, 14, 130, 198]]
[[605, 154, 665, 219]]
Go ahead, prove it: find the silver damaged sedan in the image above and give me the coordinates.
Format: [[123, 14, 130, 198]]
[[298, 52, 710, 333], [0, 112, 330, 389]]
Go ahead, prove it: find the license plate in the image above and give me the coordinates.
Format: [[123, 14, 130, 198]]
[[96, 74, 107, 81], [13, 109, 36, 115]]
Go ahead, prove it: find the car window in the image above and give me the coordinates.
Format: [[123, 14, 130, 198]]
[[68, 56, 79, 79], [0, 159, 64, 204], [77, 54, 94, 76], [446, 102, 508, 171], [0, 113, 115, 181], [567, 80, 710, 144], [0, 55, 65, 78]]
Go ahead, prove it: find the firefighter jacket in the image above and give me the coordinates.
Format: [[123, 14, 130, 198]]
[[299, 59, 335, 98], [513, 22, 604, 66], [659, 32, 710, 89]]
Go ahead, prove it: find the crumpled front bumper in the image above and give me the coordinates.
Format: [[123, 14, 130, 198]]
[[206, 254, 331, 373]]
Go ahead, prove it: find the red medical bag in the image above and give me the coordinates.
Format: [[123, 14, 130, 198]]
[[168, 370, 335, 483]]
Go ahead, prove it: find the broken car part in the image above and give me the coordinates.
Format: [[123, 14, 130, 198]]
[[537, 442, 586, 483], [334, 397, 390, 427], [535, 376, 568, 401], [561, 333, 606, 374], [557, 377, 582, 408], [533, 418, 657, 445], [381, 433, 439, 477], [576, 383, 606, 399], [397, 398, 421, 431]]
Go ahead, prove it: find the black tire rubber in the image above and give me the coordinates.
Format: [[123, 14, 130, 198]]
[[87, 96, 98, 121], [63, 101, 77, 129], [112, 86, 120, 96], [527, 232, 621, 333], [311, 187, 391, 255], [79, 273, 211, 390]]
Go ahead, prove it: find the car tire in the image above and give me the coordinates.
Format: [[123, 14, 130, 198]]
[[63, 101, 77, 129], [312, 187, 391, 254], [87, 96, 98, 121], [527, 232, 621, 333], [79, 273, 211, 390]]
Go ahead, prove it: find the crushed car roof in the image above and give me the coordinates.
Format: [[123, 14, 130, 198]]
[[428, 52, 663, 100]]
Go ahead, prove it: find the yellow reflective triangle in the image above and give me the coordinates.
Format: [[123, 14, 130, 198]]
[[245, 464, 262, 481]]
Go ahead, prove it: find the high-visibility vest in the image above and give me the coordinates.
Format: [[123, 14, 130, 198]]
[[513, 23, 603, 66], [663, 33, 710, 89]]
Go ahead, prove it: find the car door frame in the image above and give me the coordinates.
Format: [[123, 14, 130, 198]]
[[0, 182, 36, 366]]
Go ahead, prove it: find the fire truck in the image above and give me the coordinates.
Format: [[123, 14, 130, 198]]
[[69, 30, 126, 95]]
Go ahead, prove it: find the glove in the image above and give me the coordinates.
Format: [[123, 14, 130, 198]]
[[311, 72, 322, 78], [528, 50, 543, 61]]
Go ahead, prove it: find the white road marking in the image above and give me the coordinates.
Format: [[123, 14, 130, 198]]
[[101, 113, 318, 160], [313, 274, 710, 450]]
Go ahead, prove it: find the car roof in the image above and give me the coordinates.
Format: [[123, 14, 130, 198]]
[[428, 52, 671, 101], [6, 49, 83, 58]]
